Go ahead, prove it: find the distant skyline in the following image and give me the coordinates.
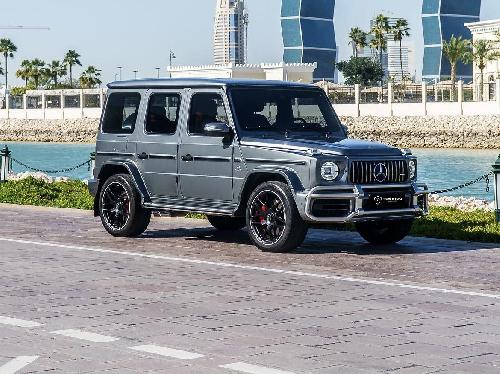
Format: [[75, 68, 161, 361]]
[[1, 0, 500, 85]]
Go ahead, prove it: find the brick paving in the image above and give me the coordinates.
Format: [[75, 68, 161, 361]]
[[0, 204, 499, 373]]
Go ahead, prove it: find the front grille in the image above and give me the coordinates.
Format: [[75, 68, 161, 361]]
[[349, 160, 408, 184]]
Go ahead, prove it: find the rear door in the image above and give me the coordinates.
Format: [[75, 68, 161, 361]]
[[136, 90, 184, 198], [178, 90, 234, 203]]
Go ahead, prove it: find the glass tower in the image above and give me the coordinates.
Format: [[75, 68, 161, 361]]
[[422, 0, 481, 82], [214, 0, 247, 65], [281, 0, 337, 82]]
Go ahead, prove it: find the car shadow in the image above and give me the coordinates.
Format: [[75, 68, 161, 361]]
[[141, 227, 498, 255]]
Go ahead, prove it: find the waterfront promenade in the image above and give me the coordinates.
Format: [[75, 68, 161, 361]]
[[0, 204, 500, 373]]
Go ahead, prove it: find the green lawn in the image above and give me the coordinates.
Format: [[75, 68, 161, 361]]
[[0, 178, 498, 244]]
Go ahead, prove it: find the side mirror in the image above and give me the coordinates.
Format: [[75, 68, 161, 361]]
[[203, 122, 232, 137]]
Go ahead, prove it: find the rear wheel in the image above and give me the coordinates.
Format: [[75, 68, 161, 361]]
[[207, 215, 246, 231], [99, 174, 151, 237], [246, 181, 308, 252], [355, 219, 414, 245]]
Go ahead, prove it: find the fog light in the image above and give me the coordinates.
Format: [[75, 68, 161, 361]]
[[321, 162, 340, 181]]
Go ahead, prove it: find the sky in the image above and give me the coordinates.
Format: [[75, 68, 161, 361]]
[[1, 0, 500, 86]]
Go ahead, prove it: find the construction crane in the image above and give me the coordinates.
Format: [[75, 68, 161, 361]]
[[0, 26, 50, 30]]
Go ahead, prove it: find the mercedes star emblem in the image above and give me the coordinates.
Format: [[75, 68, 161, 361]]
[[373, 163, 388, 183]]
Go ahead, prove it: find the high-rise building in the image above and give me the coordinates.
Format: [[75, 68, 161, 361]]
[[422, 0, 481, 82], [213, 0, 247, 65], [281, 0, 337, 82]]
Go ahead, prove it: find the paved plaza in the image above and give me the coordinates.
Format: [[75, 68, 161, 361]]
[[0, 204, 499, 373]]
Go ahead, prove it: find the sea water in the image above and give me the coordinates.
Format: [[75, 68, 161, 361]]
[[1, 142, 497, 201]]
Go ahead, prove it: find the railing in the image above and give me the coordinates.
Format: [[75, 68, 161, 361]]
[[0, 88, 105, 120], [329, 79, 500, 117]]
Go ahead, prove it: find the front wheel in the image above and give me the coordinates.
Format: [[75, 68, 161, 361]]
[[99, 174, 151, 237], [355, 219, 414, 245], [246, 181, 308, 252]]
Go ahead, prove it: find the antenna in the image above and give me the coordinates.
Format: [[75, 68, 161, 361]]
[[0, 25, 50, 30]]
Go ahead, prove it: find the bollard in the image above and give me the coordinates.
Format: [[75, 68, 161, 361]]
[[493, 154, 500, 224], [0, 146, 11, 182], [90, 151, 96, 180]]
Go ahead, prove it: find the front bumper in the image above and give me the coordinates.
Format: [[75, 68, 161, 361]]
[[296, 183, 429, 223]]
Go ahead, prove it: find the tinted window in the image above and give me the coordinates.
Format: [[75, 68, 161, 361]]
[[230, 88, 344, 138], [145, 93, 181, 135], [102, 93, 141, 134], [188, 93, 228, 135]]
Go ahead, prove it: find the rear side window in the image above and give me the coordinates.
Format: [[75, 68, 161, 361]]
[[102, 92, 141, 134], [145, 93, 181, 135]]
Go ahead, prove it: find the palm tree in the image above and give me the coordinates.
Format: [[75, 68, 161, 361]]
[[370, 14, 390, 65], [469, 40, 500, 101], [79, 66, 102, 88], [63, 50, 82, 88], [16, 60, 32, 87], [348, 27, 368, 58], [28, 59, 46, 89], [392, 18, 411, 80], [43, 60, 67, 87], [442, 35, 471, 100], [0, 39, 17, 89]]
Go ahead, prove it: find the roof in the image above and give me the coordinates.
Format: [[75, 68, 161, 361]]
[[107, 78, 315, 90]]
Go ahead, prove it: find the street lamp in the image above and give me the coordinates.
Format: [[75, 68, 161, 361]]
[[494, 154, 500, 223]]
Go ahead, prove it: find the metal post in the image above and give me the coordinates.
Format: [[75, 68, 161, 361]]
[[493, 155, 500, 224], [5, 93, 9, 120], [0, 146, 11, 182], [458, 80, 464, 115], [388, 82, 393, 117], [496, 79, 500, 113]]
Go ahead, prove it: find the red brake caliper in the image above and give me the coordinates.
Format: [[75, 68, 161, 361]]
[[259, 204, 267, 224]]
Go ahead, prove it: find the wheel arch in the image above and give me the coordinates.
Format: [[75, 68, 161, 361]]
[[236, 169, 304, 215], [94, 161, 151, 216]]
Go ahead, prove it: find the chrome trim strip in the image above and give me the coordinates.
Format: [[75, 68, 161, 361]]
[[96, 151, 135, 157], [245, 158, 307, 166], [193, 156, 232, 162], [148, 154, 176, 160]]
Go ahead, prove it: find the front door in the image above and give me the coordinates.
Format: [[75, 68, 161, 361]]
[[136, 90, 183, 198], [178, 90, 234, 204]]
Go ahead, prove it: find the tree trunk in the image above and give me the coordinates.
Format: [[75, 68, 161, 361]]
[[4, 54, 8, 90], [400, 39, 404, 81], [451, 63, 457, 102], [479, 68, 484, 101], [69, 65, 73, 88]]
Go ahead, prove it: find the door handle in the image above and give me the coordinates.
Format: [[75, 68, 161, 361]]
[[181, 154, 194, 162], [137, 152, 149, 160]]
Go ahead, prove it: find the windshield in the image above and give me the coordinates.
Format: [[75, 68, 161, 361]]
[[229, 87, 345, 139]]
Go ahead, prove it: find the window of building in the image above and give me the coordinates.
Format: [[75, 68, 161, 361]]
[[188, 93, 228, 135], [102, 92, 141, 134], [145, 93, 181, 135]]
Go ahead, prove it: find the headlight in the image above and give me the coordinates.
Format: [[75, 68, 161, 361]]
[[408, 160, 417, 180], [321, 162, 340, 181]]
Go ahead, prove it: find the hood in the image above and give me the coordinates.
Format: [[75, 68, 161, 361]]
[[240, 136, 403, 157]]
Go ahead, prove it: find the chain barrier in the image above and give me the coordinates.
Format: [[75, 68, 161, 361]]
[[10, 157, 92, 175], [429, 172, 493, 195]]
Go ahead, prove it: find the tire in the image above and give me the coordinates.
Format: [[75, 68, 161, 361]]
[[246, 181, 308, 252], [99, 174, 151, 237], [207, 215, 246, 231], [355, 219, 414, 245]]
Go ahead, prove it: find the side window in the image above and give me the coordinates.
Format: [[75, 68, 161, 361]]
[[145, 93, 181, 135], [188, 93, 228, 135], [102, 92, 141, 134]]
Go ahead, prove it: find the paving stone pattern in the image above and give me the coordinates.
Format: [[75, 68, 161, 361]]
[[0, 205, 499, 373]]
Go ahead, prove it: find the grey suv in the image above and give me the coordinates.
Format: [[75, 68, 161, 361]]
[[89, 79, 428, 252]]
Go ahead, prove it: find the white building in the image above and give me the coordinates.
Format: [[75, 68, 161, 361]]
[[167, 63, 317, 83], [466, 19, 500, 101], [213, 0, 247, 65]]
